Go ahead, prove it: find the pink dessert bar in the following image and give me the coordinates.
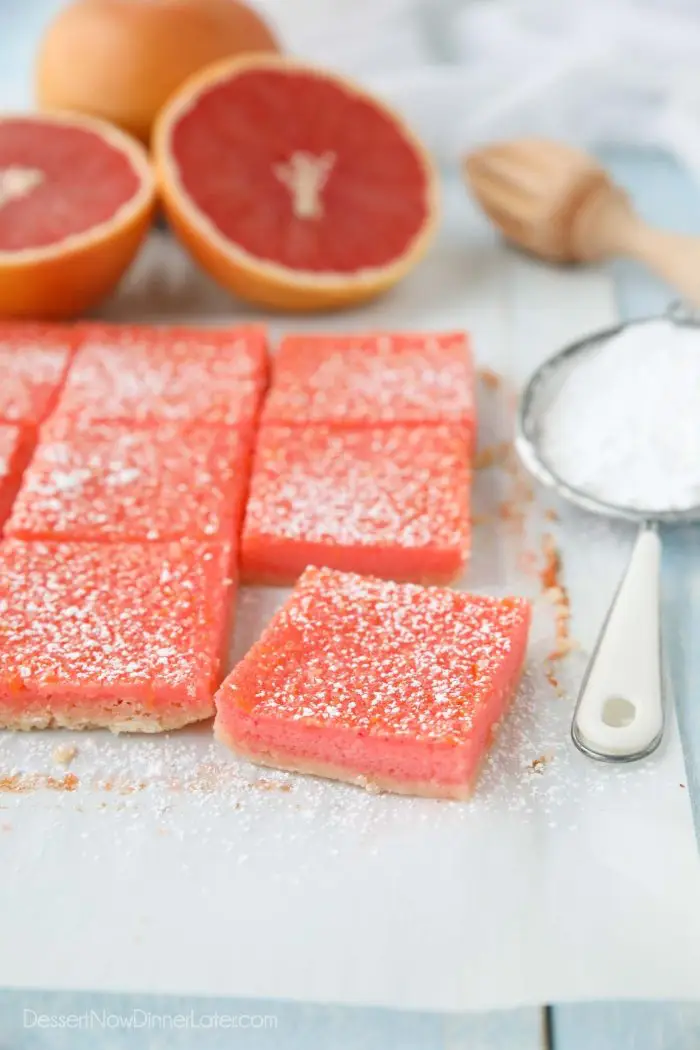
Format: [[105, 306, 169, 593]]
[[262, 330, 475, 440], [53, 323, 267, 427], [0, 540, 235, 732], [0, 424, 33, 532], [241, 424, 471, 585], [7, 421, 253, 543], [215, 567, 531, 799], [0, 322, 78, 425]]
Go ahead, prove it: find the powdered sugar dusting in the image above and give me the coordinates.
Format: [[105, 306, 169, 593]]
[[220, 566, 529, 742], [243, 424, 470, 551], [538, 318, 700, 512], [8, 422, 251, 542], [0, 324, 76, 424], [263, 331, 474, 428], [0, 541, 233, 717], [55, 324, 267, 426]]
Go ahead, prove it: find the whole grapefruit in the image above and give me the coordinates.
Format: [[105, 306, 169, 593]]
[[36, 0, 279, 144], [0, 112, 155, 320], [154, 56, 439, 312]]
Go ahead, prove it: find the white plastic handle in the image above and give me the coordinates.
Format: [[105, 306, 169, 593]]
[[572, 524, 665, 761]]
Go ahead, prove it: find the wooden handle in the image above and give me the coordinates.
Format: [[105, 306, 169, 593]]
[[572, 185, 700, 306], [622, 227, 700, 306]]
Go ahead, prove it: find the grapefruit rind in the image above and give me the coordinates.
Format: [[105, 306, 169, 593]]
[[153, 55, 440, 311]]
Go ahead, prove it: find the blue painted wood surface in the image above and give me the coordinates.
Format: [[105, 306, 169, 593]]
[[551, 148, 700, 1050], [0, 992, 544, 1050], [553, 1001, 700, 1050]]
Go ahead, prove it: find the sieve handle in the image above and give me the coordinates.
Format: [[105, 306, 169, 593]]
[[572, 523, 665, 761]]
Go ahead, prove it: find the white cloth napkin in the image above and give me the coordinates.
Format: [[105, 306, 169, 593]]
[[257, 0, 700, 182]]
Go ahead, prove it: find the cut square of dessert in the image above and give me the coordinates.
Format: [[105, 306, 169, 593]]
[[7, 421, 253, 543], [0, 322, 79, 425], [0, 540, 235, 732], [53, 323, 268, 428], [215, 567, 531, 799], [0, 424, 34, 531], [262, 330, 475, 440], [241, 424, 471, 585]]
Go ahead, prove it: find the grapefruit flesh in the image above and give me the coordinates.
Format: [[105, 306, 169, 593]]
[[0, 113, 155, 320], [154, 56, 439, 311]]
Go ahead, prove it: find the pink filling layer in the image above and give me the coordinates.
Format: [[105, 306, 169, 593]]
[[240, 537, 465, 586], [217, 621, 527, 788]]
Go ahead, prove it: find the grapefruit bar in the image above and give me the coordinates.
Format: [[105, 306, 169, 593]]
[[0, 540, 235, 732], [215, 567, 531, 799], [0, 322, 79, 425], [262, 330, 475, 443], [241, 423, 471, 585], [7, 421, 253, 543], [53, 323, 268, 428], [0, 424, 34, 532]]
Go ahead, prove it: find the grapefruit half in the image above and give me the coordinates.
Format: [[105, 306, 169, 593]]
[[154, 56, 439, 311], [0, 112, 155, 320]]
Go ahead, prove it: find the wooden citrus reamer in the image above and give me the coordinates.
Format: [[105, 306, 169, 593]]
[[464, 138, 700, 304]]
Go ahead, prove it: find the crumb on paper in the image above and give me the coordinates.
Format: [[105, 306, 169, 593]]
[[544, 662, 566, 698], [1, 823, 12, 832], [254, 778, 292, 793], [681, 784, 687, 789], [528, 755, 551, 775], [497, 500, 526, 523], [544, 508, 559, 522], [94, 777, 146, 795], [496, 480, 535, 528], [0, 772, 79, 793], [471, 513, 492, 527], [475, 441, 511, 470], [52, 744, 78, 767], [540, 533, 574, 661], [478, 367, 502, 390], [540, 533, 561, 590]]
